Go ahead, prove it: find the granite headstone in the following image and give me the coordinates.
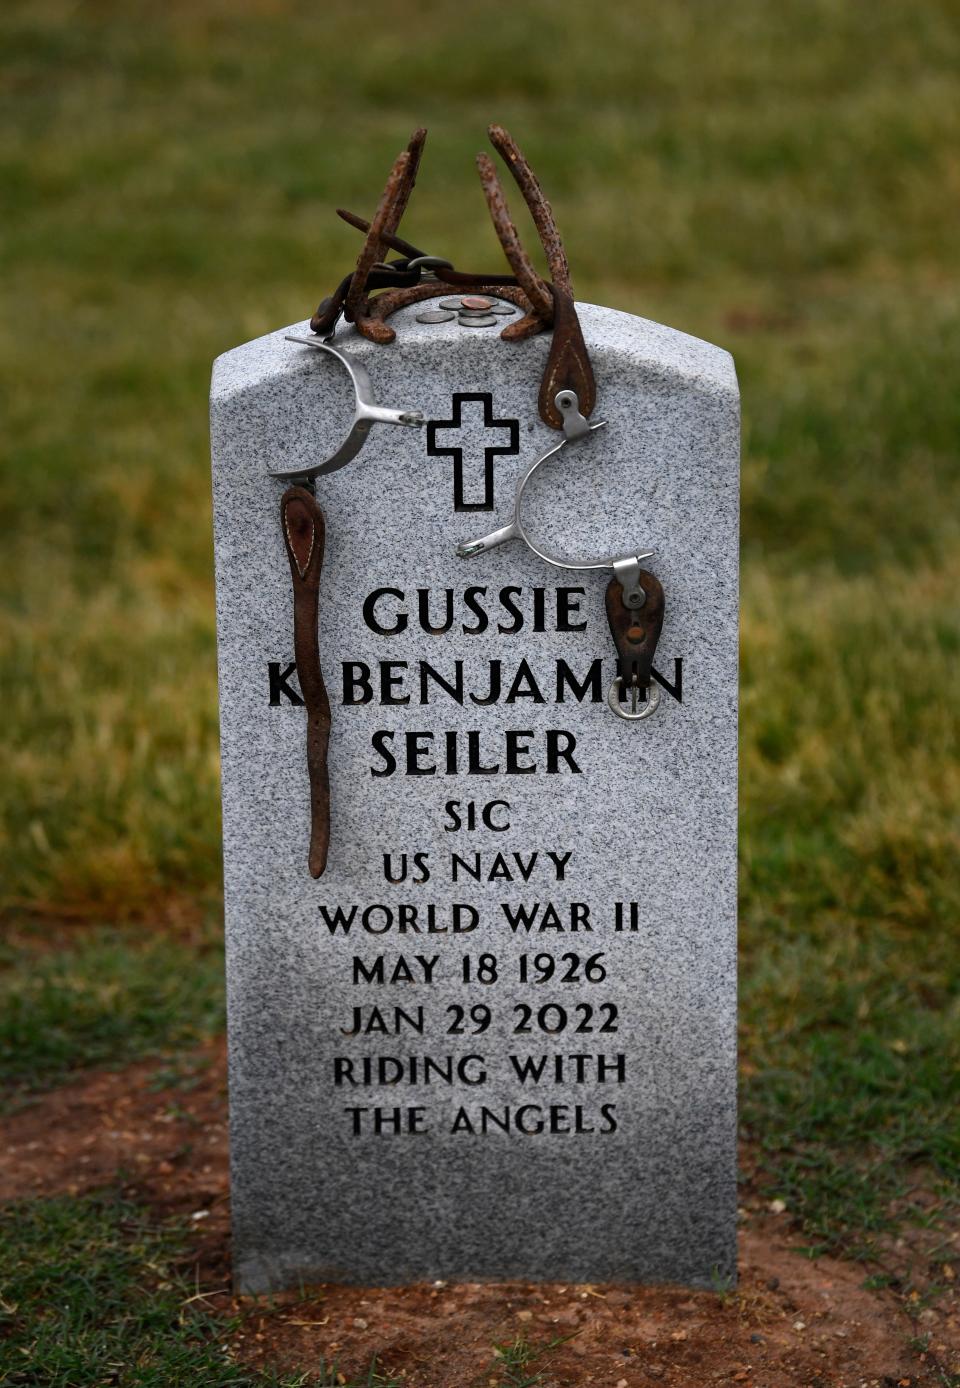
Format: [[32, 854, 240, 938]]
[[210, 300, 739, 1293]]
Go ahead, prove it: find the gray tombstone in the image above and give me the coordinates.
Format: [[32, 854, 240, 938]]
[[210, 301, 739, 1293]]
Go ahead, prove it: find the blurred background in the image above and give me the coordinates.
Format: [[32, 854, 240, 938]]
[[2, 0, 958, 1258]]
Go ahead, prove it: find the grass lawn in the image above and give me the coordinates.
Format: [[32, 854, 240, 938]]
[[2, 0, 959, 1380]]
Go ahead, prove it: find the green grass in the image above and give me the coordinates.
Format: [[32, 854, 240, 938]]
[[0, 928, 225, 1103], [0, 1194, 398, 1385], [0, 1194, 277, 1385], [488, 1332, 573, 1388], [1, 0, 958, 1316], [739, 548, 960, 1251]]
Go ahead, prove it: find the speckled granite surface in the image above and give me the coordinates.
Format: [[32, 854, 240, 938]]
[[210, 302, 740, 1292]]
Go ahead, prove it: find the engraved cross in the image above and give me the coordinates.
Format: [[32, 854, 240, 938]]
[[426, 392, 520, 512]]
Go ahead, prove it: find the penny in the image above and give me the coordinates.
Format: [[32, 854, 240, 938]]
[[458, 314, 498, 328], [460, 295, 494, 311], [415, 310, 456, 324]]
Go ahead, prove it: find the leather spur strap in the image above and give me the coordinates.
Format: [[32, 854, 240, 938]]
[[280, 486, 331, 878], [539, 285, 597, 428], [605, 571, 665, 697]]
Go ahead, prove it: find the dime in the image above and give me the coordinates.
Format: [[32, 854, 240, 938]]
[[458, 314, 498, 328], [438, 298, 465, 311], [488, 303, 516, 315], [415, 310, 456, 324]]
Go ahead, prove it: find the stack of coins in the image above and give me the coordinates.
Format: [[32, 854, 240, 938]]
[[456, 295, 500, 328], [415, 295, 515, 328]]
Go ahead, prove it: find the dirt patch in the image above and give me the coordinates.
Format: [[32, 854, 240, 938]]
[[230, 1245, 940, 1387], [0, 1041, 231, 1280], [2, 1048, 957, 1386]]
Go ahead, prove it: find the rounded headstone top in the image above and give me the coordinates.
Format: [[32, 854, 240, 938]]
[[211, 301, 737, 406]]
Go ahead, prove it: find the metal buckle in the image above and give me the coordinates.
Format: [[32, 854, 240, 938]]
[[607, 676, 661, 721]]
